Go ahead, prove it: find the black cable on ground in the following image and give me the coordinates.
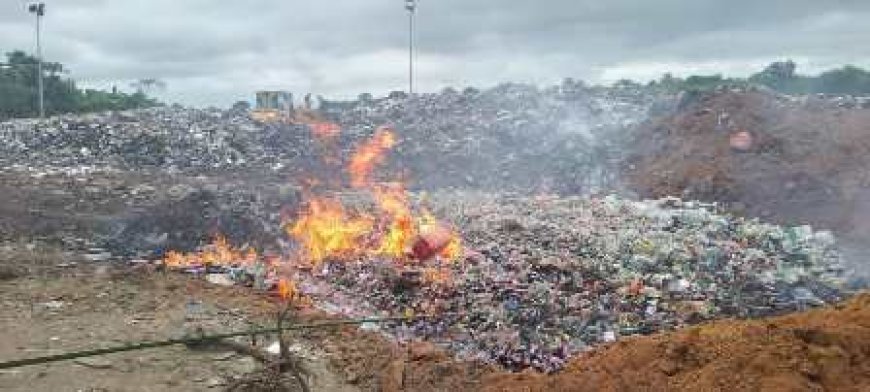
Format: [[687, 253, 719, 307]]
[[0, 314, 437, 370]]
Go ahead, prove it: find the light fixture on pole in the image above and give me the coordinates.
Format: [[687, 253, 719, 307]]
[[405, 0, 416, 95], [27, 2, 46, 118]]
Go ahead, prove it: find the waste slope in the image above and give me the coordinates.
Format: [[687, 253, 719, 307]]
[[480, 293, 870, 392]]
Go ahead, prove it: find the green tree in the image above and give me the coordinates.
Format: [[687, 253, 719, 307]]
[[659, 73, 681, 92], [613, 79, 643, 89], [683, 74, 725, 90], [0, 50, 66, 118], [748, 60, 811, 93], [130, 78, 166, 96], [813, 66, 870, 95], [231, 100, 251, 112], [0, 50, 160, 119], [748, 60, 870, 95]]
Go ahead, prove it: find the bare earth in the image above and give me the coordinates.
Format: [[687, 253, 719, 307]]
[[0, 259, 362, 392]]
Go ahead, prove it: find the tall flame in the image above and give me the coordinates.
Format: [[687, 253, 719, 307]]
[[372, 183, 414, 258], [288, 198, 374, 264], [349, 128, 396, 188], [159, 123, 463, 295], [285, 125, 462, 268]]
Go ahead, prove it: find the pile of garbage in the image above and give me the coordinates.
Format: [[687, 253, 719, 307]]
[[0, 82, 659, 195], [0, 107, 315, 171], [289, 194, 847, 372], [335, 83, 656, 193]]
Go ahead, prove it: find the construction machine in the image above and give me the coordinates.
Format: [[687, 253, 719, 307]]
[[251, 91, 293, 123], [250, 90, 330, 125]]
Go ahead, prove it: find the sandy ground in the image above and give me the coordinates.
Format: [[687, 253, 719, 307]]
[[0, 256, 361, 392]]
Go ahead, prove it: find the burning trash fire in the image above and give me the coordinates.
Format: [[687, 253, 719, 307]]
[[288, 198, 375, 264], [161, 124, 463, 297], [162, 234, 257, 269], [285, 126, 462, 266], [349, 128, 396, 188], [148, 116, 851, 375]]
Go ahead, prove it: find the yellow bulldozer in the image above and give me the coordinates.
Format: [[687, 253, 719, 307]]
[[250, 91, 292, 123], [250, 91, 327, 124]]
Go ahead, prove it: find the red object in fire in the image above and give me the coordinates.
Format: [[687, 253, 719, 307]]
[[410, 225, 453, 261], [729, 130, 753, 151]]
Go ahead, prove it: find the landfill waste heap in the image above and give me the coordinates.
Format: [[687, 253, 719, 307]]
[[171, 192, 848, 373], [0, 82, 862, 376], [0, 82, 660, 258], [0, 82, 657, 194], [332, 82, 655, 193], [0, 107, 316, 172]]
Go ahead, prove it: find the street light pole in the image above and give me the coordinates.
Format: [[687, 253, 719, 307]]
[[405, 0, 416, 95], [28, 2, 46, 118]]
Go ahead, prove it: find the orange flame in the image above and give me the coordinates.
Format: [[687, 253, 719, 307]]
[[439, 235, 462, 261], [288, 198, 374, 264], [161, 124, 463, 287], [418, 209, 462, 262], [163, 234, 257, 268], [349, 128, 396, 188], [277, 278, 296, 300], [276, 277, 313, 306], [372, 183, 414, 258], [309, 121, 341, 140], [285, 127, 463, 269]]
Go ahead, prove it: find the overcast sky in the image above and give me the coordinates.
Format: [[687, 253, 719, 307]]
[[1, 0, 868, 107]]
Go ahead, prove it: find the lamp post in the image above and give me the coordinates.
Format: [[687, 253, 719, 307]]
[[28, 2, 45, 118], [405, 0, 416, 95]]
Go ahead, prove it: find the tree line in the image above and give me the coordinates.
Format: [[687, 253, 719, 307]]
[[0, 50, 160, 120], [3, 48, 868, 121], [633, 60, 870, 95]]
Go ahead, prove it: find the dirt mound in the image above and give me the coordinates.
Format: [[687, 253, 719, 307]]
[[480, 293, 870, 392], [627, 89, 870, 239]]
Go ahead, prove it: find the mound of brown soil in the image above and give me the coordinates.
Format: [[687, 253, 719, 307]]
[[480, 294, 870, 392], [627, 90, 870, 237]]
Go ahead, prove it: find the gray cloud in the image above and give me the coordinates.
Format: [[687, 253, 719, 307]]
[[1, 0, 868, 106]]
